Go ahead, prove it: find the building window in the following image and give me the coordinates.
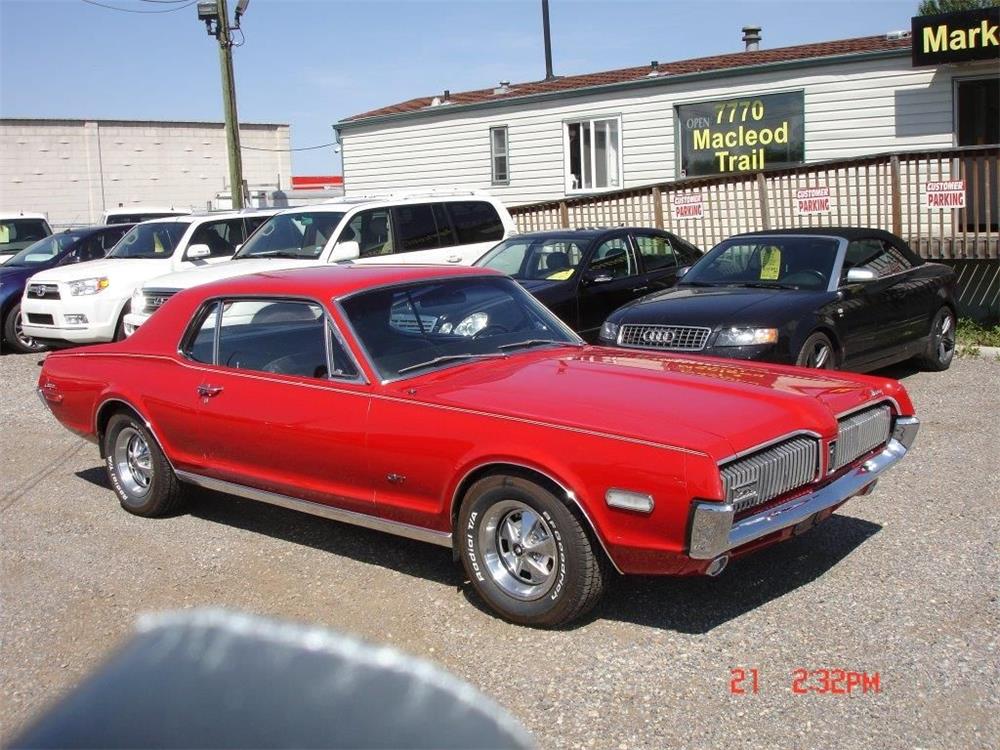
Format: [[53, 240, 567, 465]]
[[490, 126, 509, 185], [565, 117, 621, 193]]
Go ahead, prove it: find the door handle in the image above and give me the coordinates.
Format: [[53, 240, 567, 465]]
[[446, 255, 462, 263], [631, 286, 649, 293], [197, 384, 224, 398]]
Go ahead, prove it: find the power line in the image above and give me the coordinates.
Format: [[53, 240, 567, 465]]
[[80, 0, 198, 14], [242, 142, 338, 152]]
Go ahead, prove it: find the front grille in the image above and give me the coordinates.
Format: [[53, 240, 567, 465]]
[[721, 436, 820, 512], [140, 288, 178, 315], [831, 404, 892, 472], [26, 283, 60, 300], [618, 324, 710, 351], [26, 313, 54, 325]]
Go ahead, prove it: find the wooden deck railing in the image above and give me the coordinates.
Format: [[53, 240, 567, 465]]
[[508, 145, 999, 260]]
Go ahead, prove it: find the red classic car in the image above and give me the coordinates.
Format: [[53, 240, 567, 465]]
[[37, 265, 919, 626]]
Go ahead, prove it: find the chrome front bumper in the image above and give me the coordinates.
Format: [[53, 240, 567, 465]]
[[689, 416, 919, 560]]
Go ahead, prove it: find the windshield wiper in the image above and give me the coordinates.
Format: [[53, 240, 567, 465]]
[[397, 352, 507, 375], [497, 339, 582, 352]]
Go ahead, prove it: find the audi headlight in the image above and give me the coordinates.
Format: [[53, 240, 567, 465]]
[[715, 327, 779, 347], [68, 277, 109, 296], [454, 311, 488, 337], [599, 320, 619, 341]]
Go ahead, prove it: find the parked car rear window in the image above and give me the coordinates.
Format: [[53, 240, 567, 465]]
[[236, 212, 346, 260], [0, 219, 50, 251], [110, 222, 188, 259], [446, 201, 504, 244], [106, 212, 184, 225]]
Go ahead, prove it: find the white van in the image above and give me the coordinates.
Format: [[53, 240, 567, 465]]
[[20, 209, 277, 346], [122, 191, 516, 334], [102, 206, 191, 225]]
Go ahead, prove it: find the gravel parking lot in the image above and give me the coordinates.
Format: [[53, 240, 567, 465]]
[[2, 350, 998, 748]]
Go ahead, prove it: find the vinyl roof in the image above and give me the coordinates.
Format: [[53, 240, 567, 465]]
[[341, 34, 910, 125]]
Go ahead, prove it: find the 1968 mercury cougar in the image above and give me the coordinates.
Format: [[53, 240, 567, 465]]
[[37, 265, 919, 626]]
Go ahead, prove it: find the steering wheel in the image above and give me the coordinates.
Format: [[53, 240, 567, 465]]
[[472, 324, 510, 339], [781, 270, 827, 287]]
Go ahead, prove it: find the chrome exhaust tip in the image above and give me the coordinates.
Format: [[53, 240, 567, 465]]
[[705, 554, 729, 577]]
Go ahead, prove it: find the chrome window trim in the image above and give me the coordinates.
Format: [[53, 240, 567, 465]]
[[175, 470, 452, 549]]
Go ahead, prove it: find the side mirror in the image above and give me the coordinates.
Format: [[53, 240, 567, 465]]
[[330, 240, 360, 261], [845, 266, 877, 284], [676, 265, 690, 278], [234, 243, 242, 253], [186, 244, 211, 260]]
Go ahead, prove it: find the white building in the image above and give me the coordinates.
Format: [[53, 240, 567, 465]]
[[0, 118, 292, 227], [334, 27, 998, 206]]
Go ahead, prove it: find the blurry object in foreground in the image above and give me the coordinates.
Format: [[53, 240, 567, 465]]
[[12, 608, 534, 750]]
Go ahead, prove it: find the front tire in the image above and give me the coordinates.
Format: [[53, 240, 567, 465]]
[[916, 306, 955, 371], [796, 331, 836, 369], [458, 475, 607, 627], [103, 413, 185, 516], [3, 304, 48, 354]]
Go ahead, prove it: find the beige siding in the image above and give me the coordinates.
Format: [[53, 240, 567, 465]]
[[340, 56, 995, 207], [0, 120, 291, 227]]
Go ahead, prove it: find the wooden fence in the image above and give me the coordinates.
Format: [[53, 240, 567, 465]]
[[509, 145, 999, 261]]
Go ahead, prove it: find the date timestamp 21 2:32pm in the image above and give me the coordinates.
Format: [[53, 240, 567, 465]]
[[730, 668, 881, 695]]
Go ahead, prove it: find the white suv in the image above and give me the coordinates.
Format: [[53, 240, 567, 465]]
[[122, 191, 516, 334], [20, 209, 277, 346]]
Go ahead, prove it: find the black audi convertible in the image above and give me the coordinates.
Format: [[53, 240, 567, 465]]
[[598, 229, 958, 372]]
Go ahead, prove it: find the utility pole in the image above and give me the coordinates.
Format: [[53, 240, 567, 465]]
[[198, 0, 246, 209]]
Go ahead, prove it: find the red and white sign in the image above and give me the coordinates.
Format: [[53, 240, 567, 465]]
[[795, 186, 830, 215], [924, 180, 966, 209], [672, 193, 703, 221]]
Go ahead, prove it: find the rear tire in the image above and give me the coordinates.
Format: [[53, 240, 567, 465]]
[[103, 412, 185, 517], [916, 306, 955, 372], [796, 331, 837, 369], [3, 304, 48, 354], [458, 475, 607, 627]]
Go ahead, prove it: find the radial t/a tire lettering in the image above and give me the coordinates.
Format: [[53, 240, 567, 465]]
[[103, 412, 185, 517], [458, 475, 607, 627]]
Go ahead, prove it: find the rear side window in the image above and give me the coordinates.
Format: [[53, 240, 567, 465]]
[[345, 208, 395, 257], [393, 204, 442, 252], [633, 233, 677, 272], [446, 201, 503, 245], [843, 239, 913, 279]]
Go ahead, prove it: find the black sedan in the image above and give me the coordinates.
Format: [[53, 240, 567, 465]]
[[0, 224, 132, 353], [598, 228, 958, 372], [475, 227, 702, 340]]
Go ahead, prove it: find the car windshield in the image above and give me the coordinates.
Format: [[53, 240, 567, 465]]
[[476, 237, 586, 281], [5, 232, 84, 266], [0, 219, 50, 253], [340, 276, 581, 381], [235, 212, 346, 260], [682, 236, 840, 290], [109, 222, 188, 259]]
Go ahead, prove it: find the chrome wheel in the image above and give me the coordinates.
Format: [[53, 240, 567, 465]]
[[13, 314, 38, 350], [479, 500, 559, 601], [113, 427, 152, 498], [934, 310, 955, 365]]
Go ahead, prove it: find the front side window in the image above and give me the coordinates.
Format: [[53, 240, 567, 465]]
[[184, 298, 357, 380], [587, 237, 636, 279], [490, 126, 509, 184], [235, 212, 346, 260], [843, 239, 913, 280], [110, 222, 188, 259], [565, 117, 621, 193], [344, 208, 395, 257], [189, 219, 243, 258], [341, 276, 578, 381], [684, 237, 839, 291], [446, 201, 504, 245], [477, 237, 585, 280], [633, 233, 678, 272]]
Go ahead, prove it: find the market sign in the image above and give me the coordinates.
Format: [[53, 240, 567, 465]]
[[924, 180, 966, 209], [671, 193, 703, 220], [911, 7, 1000, 67], [677, 91, 805, 178], [795, 186, 830, 215]]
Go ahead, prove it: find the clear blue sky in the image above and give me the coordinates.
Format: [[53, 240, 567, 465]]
[[1, 0, 921, 174]]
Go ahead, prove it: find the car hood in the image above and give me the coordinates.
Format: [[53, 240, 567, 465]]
[[26, 257, 173, 287], [139, 257, 321, 291], [611, 285, 828, 326], [0, 264, 39, 286], [395, 345, 908, 462]]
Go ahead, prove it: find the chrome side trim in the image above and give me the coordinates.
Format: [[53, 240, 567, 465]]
[[689, 419, 918, 560], [175, 470, 453, 549], [449, 461, 625, 574]]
